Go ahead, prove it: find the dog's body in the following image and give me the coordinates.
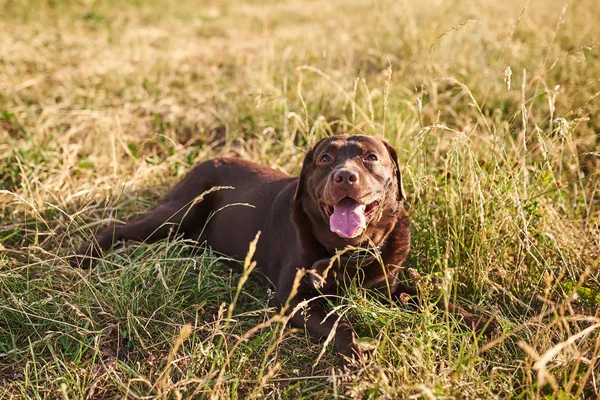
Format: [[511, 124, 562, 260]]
[[74, 135, 494, 360]]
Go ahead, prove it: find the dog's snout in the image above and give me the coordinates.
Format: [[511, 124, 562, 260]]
[[333, 169, 359, 186]]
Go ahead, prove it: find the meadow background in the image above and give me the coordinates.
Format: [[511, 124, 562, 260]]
[[1, 0, 599, 398]]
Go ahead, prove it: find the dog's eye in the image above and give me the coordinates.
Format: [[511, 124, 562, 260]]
[[319, 153, 333, 164], [364, 153, 378, 162]]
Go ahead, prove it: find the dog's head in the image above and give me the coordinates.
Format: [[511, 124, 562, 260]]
[[295, 135, 405, 248]]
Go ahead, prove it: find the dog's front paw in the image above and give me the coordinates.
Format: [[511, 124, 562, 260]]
[[334, 329, 363, 368], [338, 342, 363, 369]]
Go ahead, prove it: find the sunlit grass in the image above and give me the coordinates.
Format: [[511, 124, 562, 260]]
[[1, 0, 599, 398]]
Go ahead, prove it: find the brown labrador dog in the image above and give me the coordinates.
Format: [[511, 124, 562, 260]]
[[73, 135, 496, 361]]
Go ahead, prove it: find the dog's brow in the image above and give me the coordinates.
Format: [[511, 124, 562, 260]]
[[346, 136, 384, 151], [320, 139, 344, 151], [347, 135, 374, 144]]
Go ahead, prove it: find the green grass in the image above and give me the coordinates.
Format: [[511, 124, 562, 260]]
[[1, 0, 599, 398]]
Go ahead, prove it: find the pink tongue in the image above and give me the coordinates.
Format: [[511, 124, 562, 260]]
[[329, 198, 367, 238]]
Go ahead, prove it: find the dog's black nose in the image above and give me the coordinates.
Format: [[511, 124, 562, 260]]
[[333, 169, 359, 186]]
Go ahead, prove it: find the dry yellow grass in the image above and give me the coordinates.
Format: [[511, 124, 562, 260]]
[[1, 0, 599, 398]]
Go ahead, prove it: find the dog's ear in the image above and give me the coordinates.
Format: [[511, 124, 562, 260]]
[[295, 137, 328, 201], [294, 148, 315, 201], [384, 142, 406, 201]]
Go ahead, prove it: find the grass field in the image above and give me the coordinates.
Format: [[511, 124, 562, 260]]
[[1, 0, 599, 398]]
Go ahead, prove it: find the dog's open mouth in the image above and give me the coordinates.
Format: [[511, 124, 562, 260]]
[[322, 197, 380, 238]]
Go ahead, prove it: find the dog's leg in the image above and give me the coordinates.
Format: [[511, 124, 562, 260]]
[[71, 162, 221, 268], [366, 274, 498, 336], [72, 201, 199, 268], [270, 272, 361, 363], [272, 294, 361, 362], [389, 281, 498, 336]]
